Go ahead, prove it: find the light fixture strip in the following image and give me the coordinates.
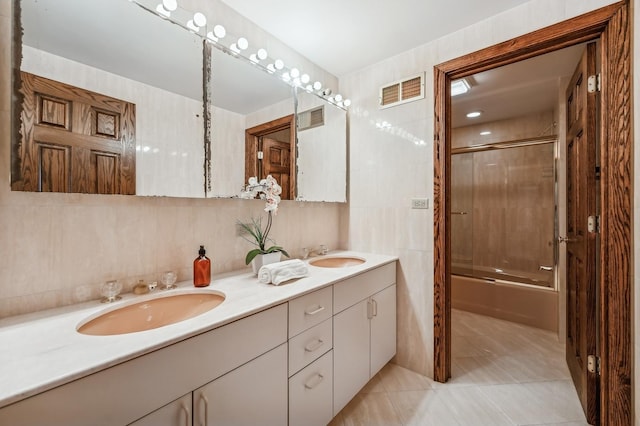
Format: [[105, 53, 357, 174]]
[[131, 0, 349, 109]]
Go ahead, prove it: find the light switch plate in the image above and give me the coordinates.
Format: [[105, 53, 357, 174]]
[[411, 198, 429, 209]]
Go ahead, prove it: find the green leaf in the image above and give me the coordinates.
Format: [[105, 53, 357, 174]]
[[245, 248, 263, 265]]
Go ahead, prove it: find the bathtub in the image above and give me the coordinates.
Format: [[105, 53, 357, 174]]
[[452, 274, 558, 332]]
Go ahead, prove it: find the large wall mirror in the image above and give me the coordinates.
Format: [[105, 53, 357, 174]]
[[12, 0, 348, 202], [14, 0, 206, 197]]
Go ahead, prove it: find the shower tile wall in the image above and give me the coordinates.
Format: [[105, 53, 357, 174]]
[[452, 111, 556, 282]]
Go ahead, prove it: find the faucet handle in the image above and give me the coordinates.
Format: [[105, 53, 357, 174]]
[[319, 245, 328, 255]]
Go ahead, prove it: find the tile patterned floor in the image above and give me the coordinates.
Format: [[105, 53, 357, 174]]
[[329, 309, 589, 426]]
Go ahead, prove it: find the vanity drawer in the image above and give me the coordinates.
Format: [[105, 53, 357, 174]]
[[288, 317, 332, 376], [289, 350, 333, 426], [288, 286, 332, 337]]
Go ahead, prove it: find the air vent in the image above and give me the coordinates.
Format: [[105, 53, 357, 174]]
[[298, 105, 324, 131], [379, 73, 425, 108]]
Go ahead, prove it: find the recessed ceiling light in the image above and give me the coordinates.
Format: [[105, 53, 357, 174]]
[[466, 111, 482, 118], [451, 79, 471, 96], [480, 131, 491, 136]]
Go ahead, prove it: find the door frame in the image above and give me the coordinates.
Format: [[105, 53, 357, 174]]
[[432, 2, 631, 424], [244, 114, 296, 198]]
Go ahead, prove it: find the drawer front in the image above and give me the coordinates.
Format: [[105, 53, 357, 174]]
[[333, 262, 396, 313], [288, 317, 333, 376], [288, 286, 333, 337], [289, 350, 333, 426]]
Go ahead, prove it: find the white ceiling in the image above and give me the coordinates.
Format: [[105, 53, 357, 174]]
[[220, 0, 531, 77]]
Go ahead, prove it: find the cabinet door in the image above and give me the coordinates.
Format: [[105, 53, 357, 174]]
[[193, 343, 287, 426], [129, 393, 192, 426], [333, 299, 370, 416], [370, 284, 397, 376]]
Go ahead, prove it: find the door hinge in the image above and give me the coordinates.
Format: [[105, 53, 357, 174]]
[[587, 73, 601, 93], [587, 215, 600, 233], [257, 151, 264, 160], [587, 354, 601, 375]]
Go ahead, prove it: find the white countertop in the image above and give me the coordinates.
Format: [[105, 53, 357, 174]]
[[0, 251, 397, 409]]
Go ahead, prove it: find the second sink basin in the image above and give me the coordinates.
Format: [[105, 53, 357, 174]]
[[309, 256, 365, 268], [77, 291, 226, 336]]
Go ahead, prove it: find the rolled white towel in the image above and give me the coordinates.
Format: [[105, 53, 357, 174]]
[[258, 259, 309, 285]]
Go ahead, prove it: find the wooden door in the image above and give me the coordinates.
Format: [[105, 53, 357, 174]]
[[564, 42, 598, 425], [262, 136, 291, 200], [13, 72, 136, 194]]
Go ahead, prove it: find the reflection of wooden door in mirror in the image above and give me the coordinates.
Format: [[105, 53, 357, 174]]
[[262, 137, 291, 200], [12, 72, 136, 194], [245, 114, 295, 200]]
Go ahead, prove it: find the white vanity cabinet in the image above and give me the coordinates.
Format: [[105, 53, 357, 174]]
[[193, 344, 288, 426], [0, 304, 288, 426], [333, 262, 396, 416], [129, 394, 193, 426]]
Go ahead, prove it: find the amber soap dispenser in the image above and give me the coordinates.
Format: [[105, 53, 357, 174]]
[[193, 245, 211, 287]]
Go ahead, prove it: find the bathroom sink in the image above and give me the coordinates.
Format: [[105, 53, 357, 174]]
[[77, 291, 226, 336], [309, 256, 365, 268]]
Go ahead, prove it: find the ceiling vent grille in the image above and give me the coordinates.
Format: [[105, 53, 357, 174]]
[[298, 105, 324, 131], [379, 73, 425, 108]]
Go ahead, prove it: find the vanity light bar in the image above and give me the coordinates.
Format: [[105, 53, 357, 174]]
[[132, 0, 350, 109]]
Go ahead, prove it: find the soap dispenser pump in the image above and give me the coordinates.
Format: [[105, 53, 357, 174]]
[[193, 245, 211, 287]]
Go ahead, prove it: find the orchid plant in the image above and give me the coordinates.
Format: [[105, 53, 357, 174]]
[[238, 175, 290, 265]]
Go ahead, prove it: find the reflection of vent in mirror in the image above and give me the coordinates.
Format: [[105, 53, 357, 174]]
[[298, 106, 325, 131], [379, 73, 425, 108]]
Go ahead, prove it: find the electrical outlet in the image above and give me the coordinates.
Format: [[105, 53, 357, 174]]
[[411, 198, 429, 209]]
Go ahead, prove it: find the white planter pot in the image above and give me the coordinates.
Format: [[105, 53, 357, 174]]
[[251, 252, 282, 275]]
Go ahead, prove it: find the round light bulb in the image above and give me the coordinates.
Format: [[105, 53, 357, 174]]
[[293, 77, 301, 86], [305, 84, 313, 92], [193, 12, 206, 27], [301, 74, 310, 84], [274, 59, 284, 70], [213, 24, 226, 39], [290, 68, 300, 78], [313, 81, 322, 91], [282, 72, 291, 82], [237, 37, 248, 50], [266, 64, 276, 73], [249, 54, 258, 63], [343, 99, 352, 107], [155, 4, 170, 17], [162, 0, 177, 11], [257, 48, 268, 60], [334, 94, 343, 102]]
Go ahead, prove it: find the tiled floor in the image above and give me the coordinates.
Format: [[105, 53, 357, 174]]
[[329, 309, 589, 426]]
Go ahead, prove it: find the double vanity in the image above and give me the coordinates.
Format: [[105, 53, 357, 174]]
[[0, 251, 397, 425]]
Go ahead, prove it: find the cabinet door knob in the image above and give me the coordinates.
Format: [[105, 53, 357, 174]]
[[304, 373, 324, 389], [304, 339, 324, 352], [305, 305, 325, 316]]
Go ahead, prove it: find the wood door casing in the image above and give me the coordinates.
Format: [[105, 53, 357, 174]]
[[244, 114, 295, 200], [13, 72, 136, 194], [565, 43, 599, 425], [433, 3, 631, 424]]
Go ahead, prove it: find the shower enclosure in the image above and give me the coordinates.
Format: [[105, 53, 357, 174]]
[[451, 138, 556, 288]]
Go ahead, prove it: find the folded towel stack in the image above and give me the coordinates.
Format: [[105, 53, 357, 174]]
[[258, 259, 309, 285]]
